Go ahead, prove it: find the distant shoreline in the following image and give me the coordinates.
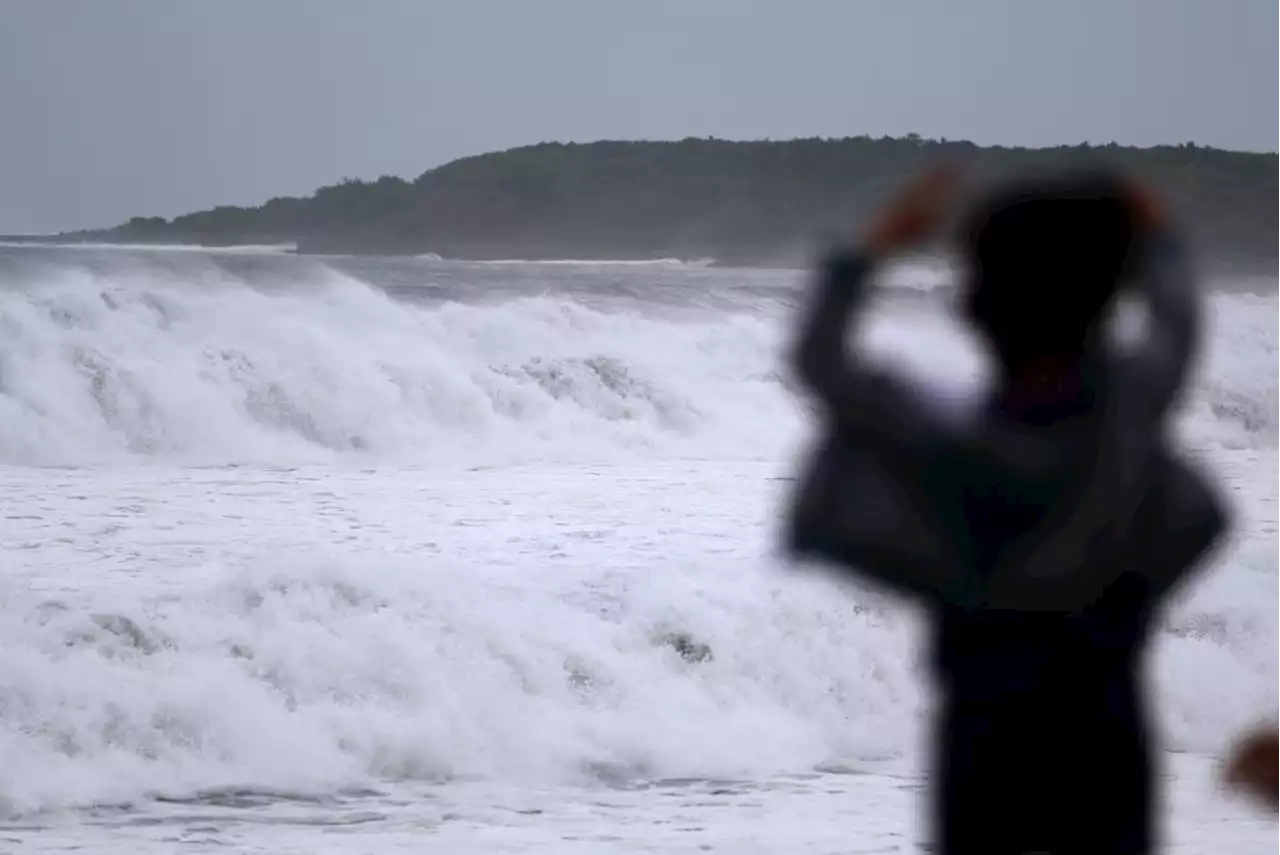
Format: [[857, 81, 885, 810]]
[[1, 234, 756, 266], [4, 232, 1276, 280], [53, 136, 1274, 270]]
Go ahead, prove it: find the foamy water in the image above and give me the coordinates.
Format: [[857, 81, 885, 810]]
[[0, 248, 1274, 852]]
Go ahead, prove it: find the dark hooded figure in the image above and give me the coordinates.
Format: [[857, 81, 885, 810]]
[[784, 167, 1229, 855]]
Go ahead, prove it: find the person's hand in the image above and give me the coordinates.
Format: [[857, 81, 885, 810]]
[[864, 163, 961, 256], [1223, 726, 1279, 811]]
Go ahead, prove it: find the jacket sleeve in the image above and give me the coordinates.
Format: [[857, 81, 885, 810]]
[[788, 250, 947, 463], [788, 248, 1059, 479], [785, 430, 979, 606], [1122, 228, 1200, 420]]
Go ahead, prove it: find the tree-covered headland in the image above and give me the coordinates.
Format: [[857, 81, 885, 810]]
[[82, 136, 1278, 268]]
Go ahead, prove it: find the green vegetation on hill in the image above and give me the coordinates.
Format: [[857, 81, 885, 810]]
[[87, 136, 1277, 266]]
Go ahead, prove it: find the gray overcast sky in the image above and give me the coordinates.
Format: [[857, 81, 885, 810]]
[[1, 0, 1275, 233]]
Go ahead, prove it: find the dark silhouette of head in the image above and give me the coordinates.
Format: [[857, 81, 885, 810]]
[[959, 173, 1142, 379]]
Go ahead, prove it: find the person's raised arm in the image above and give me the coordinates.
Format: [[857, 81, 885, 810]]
[[1117, 185, 1201, 420], [790, 165, 1059, 477], [789, 246, 955, 463]]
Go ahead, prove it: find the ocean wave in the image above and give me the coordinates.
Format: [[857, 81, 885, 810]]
[[0, 259, 1272, 466]]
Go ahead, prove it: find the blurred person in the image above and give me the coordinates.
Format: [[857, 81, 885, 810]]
[[784, 166, 1229, 854]]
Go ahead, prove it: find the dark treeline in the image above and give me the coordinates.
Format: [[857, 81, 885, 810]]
[[81, 136, 1277, 267]]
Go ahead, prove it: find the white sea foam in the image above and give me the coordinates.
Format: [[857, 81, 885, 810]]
[[0, 255, 1273, 852], [0, 262, 1271, 467]]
